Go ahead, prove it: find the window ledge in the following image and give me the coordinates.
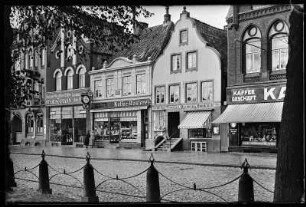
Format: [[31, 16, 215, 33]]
[[186, 68, 198, 72], [170, 70, 182, 74], [270, 69, 286, 75], [244, 72, 261, 78]]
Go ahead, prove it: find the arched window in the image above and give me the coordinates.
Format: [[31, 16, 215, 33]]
[[243, 26, 262, 74], [269, 21, 289, 71], [55, 71, 62, 91], [26, 114, 34, 134], [67, 69, 73, 89], [78, 67, 86, 88]]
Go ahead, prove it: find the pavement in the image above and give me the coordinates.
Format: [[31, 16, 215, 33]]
[[5, 145, 277, 204]]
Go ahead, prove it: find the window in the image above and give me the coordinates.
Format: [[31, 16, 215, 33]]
[[26, 114, 34, 133], [136, 74, 146, 95], [25, 52, 29, 69], [169, 85, 180, 104], [243, 26, 262, 74], [186, 82, 198, 103], [180, 30, 188, 44], [171, 54, 181, 73], [201, 81, 213, 101], [122, 76, 132, 96], [67, 69, 73, 89], [186, 51, 197, 70], [55, 71, 62, 91], [78, 68, 86, 88], [94, 80, 102, 97], [106, 78, 114, 97], [36, 114, 43, 133], [155, 86, 165, 104], [29, 48, 34, 68], [191, 141, 207, 152], [154, 111, 166, 131], [269, 21, 289, 71], [41, 48, 45, 67]]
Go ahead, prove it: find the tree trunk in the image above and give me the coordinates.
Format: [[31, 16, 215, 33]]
[[274, 6, 304, 203]]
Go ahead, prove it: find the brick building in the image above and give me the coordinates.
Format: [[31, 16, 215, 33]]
[[213, 5, 291, 152]]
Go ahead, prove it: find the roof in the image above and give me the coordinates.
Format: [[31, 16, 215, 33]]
[[193, 18, 227, 65], [110, 22, 174, 62]]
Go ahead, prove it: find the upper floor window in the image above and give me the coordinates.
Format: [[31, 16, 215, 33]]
[[269, 21, 289, 71], [78, 68, 86, 88], [171, 54, 182, 73], [243, 26, 262, 74], [186, 51, 197, 70], [201, 81, 213, 101], [34, 50, 39, 68], [41, 48, 46, 67], [169, 84, 180, 104], [106, 78, 114, 97], [136, 74, 146, 95], [186, 82, 198, 103], [122, 76, 132, 96], [55, 71, 62, 91], [29, 48, 34, 68], [26, 114, 34, 133], [180, 30, 188, 44], [36, 114, 43, 133], [155, 86, 165, 104], [66, 69, 73, 89], [94, 80, 102, 97]]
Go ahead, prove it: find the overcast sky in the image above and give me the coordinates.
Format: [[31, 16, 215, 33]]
[[139, 5, 230, 29]]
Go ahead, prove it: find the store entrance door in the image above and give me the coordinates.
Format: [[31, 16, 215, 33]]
[[168, 112, 180, 138]]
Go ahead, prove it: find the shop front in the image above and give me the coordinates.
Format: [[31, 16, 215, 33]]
[[46, 89, 89, 146], [213, 84, 286, 152], [90, 98, 150, 148]]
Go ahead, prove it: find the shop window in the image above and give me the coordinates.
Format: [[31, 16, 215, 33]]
[[106, 78, 115, 97], [191, 141, 207, 152], [171, 54, 182, 73], [186, 82, 198, 103], [180, 30, 188, 44], [66, 69, 73, 89], [78, 68, 86, 88], [50, 119, 61, 142], [36, 114, 43, 133], [186, 51, 197, 70], [240, 122, 278, 146], [201, 81, 213, 101], [122, 76, 132, 96], [243, 26, 262, 74], [188, 128, 212, 138], [55, 71, 62, 91], [94, 80, 102, 97], [169, 84, 180, 104], [136, 74, 146, 95], [269, 21, 289, 71], [155, 86, 165, 104], [121, 121, 137, 139], [154, 111, 166, 131]]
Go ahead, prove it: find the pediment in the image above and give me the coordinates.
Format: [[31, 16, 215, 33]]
[[107, 57, 134, 69]]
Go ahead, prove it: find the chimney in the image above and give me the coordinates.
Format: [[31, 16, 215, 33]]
[[134, 21, 149, 35], [163, 6, 171, 23], [232, 5, 239, 30], [180, 6, 190, 19]]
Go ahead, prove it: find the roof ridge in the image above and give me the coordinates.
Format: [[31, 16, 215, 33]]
[[192, 17, 226, 32]]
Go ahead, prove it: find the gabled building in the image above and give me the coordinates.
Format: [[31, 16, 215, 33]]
[[213, 5, 291, 153], [88, 8, 174, 149], [151, 7, 227, 152]]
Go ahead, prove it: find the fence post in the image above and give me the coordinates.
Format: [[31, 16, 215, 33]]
[[5, 149, 17, 191], [38, 150, 52, 194], [238, 158, 254, 203], [146, 154, 160, 203], [81, 152, 99, 203]]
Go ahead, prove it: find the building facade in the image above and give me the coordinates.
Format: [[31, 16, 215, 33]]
[[151, 7, 227, 152], [213, 5, 291, 153], [10, 32, 48, 146], [45, 28, 109, 146]]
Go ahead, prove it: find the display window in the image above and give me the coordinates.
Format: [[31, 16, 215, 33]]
[[121, 121, 137, 139], [50, 119, 62, 142], [188, 128, 212, 138], [240, 122, 278, 146]]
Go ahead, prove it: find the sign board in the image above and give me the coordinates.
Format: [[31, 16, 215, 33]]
[[227, 84, 286, 104], [45, 89, 88, 106], [92, 98, 151, 109], [152, 102, 214, 111]]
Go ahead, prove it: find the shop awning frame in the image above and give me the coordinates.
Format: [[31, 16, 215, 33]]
[[212, 102, 283, 124], [178, 111, 211, 129]]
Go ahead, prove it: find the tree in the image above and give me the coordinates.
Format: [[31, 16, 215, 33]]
[[274, 5, 304, 203]]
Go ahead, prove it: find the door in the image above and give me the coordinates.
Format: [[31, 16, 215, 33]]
[[168, 112, 180, 138]]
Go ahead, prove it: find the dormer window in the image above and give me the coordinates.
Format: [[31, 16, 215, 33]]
[[180, 29, 188, 45]]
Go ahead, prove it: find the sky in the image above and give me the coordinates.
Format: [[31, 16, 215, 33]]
[[139, 5, 230, 29]]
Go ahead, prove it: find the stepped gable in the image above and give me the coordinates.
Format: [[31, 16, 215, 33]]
[[111, 22, 174, 62]]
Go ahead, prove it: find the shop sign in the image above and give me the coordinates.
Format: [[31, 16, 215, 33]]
[[45, 90, 87, 106], [152, 102, 214, 111], [228, 84, 286, 104], [92, 98, 151, 109]]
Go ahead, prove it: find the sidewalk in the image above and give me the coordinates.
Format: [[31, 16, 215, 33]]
[[9, 145, 277, 169]]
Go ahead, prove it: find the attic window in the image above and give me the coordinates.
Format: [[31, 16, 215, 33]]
[[180, 30, 188, 45]]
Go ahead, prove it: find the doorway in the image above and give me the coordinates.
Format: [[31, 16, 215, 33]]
[[168, 112, 180, 138]]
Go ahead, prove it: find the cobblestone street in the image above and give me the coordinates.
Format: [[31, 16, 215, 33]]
[[6, 145, 276, 203]]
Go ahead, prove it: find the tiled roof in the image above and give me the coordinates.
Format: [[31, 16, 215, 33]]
[[110, 22, 174, 62], [193, 18, 227, 66]]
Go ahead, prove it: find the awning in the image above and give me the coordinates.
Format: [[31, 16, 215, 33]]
[[212, 102, 283, 123], [178, 111, 211, 129]]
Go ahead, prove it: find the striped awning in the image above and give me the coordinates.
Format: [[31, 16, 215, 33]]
[[178, 111, 211, 129], [212, 102, 283, 123]]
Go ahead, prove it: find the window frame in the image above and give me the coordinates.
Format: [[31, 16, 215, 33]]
[[78, 68, 86, 88], [201, 80, 214, 102], [55, 71, 62, 91], [179, 29, 188, 45], [185, 82, 198, 103], [106, 78, 115, 98], [66, 69, 74, 89], [186, 50, 198, 71], [122, 75, 132, 96], [244, 38, 261, 74], [169, 83, 180, 104], [155, 85, 166, 104], [94, 79, 102, 98], [136, 74, 146, 95], [170, 53, 182, 74]]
